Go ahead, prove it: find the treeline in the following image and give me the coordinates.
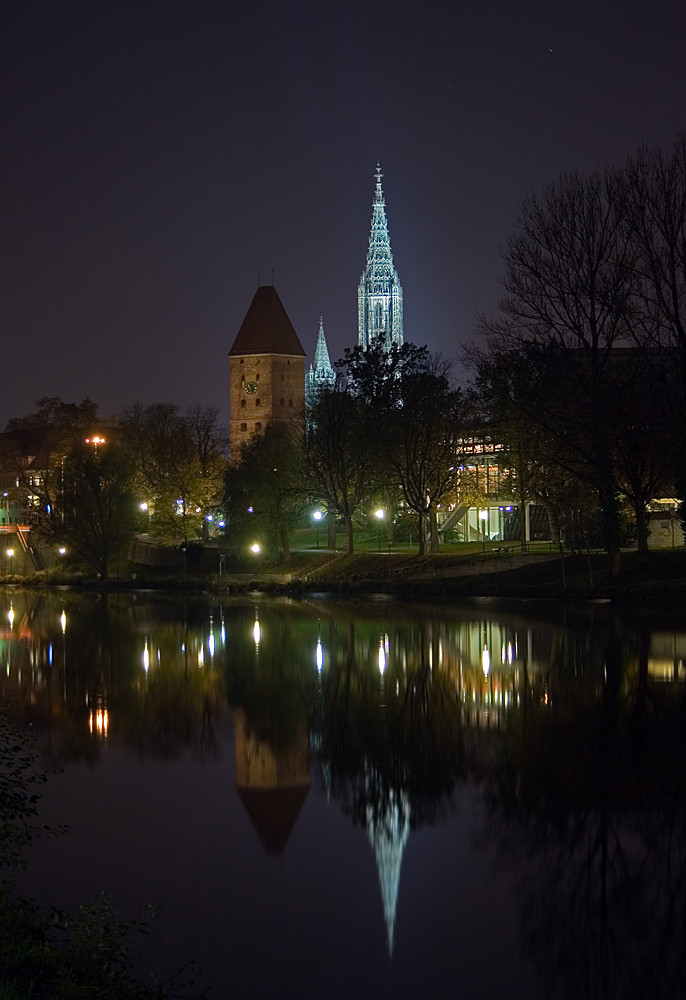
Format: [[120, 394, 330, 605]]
[[226, 340, 472, 559], [468, 135, 686, 567], [0, 397, 228, 578], [6, 137, 686, 576]]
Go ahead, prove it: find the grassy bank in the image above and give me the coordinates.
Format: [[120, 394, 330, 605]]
[[2, 547, 686, 607]]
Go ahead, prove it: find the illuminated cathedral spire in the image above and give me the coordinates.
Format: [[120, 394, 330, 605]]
[[305, 317, 336, 406], [358, 165, 404, 351]]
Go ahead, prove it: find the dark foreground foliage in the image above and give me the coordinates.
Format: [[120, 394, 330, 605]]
[[0, 712, 204, 999]]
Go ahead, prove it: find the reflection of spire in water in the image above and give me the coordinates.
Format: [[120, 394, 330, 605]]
[[365, 767, 410, 955]]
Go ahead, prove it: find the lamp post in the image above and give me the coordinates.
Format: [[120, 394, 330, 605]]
[[479, 510, 488, 554], [313, 510, 322, 549], [85, 435, 106, 456], [139, 501, 151, 530], [6, 548, 14, 575], [374, 508, 385, 552]]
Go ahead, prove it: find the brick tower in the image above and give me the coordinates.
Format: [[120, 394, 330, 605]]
[[228, 285, 306, 460]]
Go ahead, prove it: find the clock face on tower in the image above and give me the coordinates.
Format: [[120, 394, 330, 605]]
[[245, 381, 257, 395]]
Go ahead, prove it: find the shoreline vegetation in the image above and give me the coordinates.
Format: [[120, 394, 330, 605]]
[[2, 548, 686, 608]]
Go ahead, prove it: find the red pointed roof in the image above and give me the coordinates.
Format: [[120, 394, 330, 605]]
[[229, 285, 306, 358]]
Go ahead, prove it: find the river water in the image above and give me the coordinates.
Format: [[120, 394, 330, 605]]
[[1, 587, 685, 999]]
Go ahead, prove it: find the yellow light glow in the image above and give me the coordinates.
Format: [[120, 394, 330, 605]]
[[60, 611, 67, 634], [8, 606, 15, 627], [253, 620, 261, 644], [250, 542, 261, 554], [143, 641, 150, 672], [482, 644, 490, 677], [89, 708, 109, 736]]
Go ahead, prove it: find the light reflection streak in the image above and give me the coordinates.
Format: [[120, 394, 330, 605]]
[[89, 707, 109, 737]]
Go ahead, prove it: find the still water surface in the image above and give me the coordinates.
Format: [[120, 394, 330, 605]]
[[2, 588, 686, 999]]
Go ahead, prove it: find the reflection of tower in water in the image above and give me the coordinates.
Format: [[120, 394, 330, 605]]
[[234, 709, 311, 855], [365, 767, 410, 955], [365, 631, 409, 955]]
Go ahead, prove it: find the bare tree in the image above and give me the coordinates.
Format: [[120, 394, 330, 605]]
[[487, 170, 635, 570]]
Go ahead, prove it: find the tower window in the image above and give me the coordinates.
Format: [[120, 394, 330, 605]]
[[240, 422, 247, 431], [240, 359, 244, 365], [240, 399, 246, 408], [288, 399, 293, 407], [255, 422, 262, 431], [256, 398, 261, 406], [280, 398, 285, 406], [256, 373, 260, 381]]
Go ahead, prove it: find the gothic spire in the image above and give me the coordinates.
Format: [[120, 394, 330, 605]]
[[358, 164, 404, 350], [305, 317, 336, 407]]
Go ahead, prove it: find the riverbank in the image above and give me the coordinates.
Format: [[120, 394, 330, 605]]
[[3, 548, 685, 608], [284, 548, 686, 605]]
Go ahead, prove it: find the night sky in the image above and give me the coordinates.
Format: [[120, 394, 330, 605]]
[[3, 0, 686, 427]]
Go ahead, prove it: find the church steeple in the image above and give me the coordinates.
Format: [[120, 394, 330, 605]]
[[358, 165, 404, 351], [305, 317, 336, 406]]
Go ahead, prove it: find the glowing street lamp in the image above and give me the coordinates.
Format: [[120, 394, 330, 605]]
[[313, 509, 322, 549], [250, 542, 261, 555], [374, 508, 385, 551], [5, 548, 14, 575], [139, 501, 152, 531], [479, 510, 488, 553], [85, 435, 106, 456]]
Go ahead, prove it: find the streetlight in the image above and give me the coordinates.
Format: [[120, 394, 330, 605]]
[[6, 548, 14, 575], [313, 509, 322, 549], [250, 542, 261, 555], [85, 435, 106, 455], [374, 508, 385, 552], [479, 510, 488, 553], [139, 501, 151, 529]]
